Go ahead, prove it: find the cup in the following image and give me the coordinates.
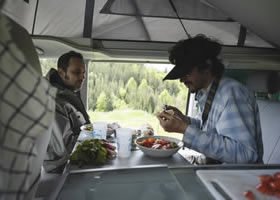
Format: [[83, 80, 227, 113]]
[[93, 122, 107, 139], [116, 128, 133, 158]]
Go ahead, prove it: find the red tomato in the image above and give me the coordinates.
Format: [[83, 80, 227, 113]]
[[156, 139, 169, 145], [274, 172, 280, 180], [138, 141, 145, 146], [147, 138, 155, 143], [258, 174, 273, 185], [269, 179, 280, 191], [243, 190, 255, 200], [256, 183, 274, 195], [139, 140, 152, 148]]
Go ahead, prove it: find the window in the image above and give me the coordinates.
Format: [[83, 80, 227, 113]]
[[40, 59, 189, 139], [87, 62, 188, 139]]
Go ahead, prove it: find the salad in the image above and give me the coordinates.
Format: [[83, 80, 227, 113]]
[[70, 139, 116, 167], [137, 138, 178, 150]]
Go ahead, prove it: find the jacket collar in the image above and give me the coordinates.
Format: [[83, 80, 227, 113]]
[[46, 68, 76, 92]]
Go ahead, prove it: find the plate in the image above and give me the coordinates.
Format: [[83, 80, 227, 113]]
[[136, 136, 182, 158]]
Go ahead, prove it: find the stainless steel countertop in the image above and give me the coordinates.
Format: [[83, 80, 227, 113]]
[[69, 147, 191, 173]]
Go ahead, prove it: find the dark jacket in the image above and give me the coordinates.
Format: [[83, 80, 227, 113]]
[[43, 68, 90, 172]]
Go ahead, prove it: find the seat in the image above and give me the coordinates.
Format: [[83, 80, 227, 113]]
[[257, 99, 280, 164], [246, 71, 280, 164], [0, 11, 56, 200]]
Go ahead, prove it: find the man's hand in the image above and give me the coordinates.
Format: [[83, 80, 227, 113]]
[[164, 105, 191, 124], [156, 111, 188, 134]]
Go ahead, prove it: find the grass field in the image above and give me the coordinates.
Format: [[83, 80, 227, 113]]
[[88, 109, 183, 140]]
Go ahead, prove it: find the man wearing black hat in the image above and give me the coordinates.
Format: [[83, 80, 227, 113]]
[[157, 35, 263, 164]]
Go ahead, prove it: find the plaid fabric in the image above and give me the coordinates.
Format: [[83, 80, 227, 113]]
[[201, 76, 220, 126], [183, 77, 264, 164], [0, 13, 56, 200]]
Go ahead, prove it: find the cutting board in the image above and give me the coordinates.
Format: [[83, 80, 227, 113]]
[[196, 169, 280, 200]]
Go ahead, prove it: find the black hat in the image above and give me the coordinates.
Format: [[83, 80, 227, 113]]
[[163, 35, 221, 80]]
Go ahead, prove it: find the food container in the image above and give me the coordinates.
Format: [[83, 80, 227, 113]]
[[136, 136, 182, 157], [131, 129, 141, 150]]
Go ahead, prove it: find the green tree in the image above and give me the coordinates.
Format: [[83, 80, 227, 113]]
[[96, 92, 107, 111], [112, 94, 128, 109], [155, 89, 173, 112], [86, 61, 188, 113], [125, 77, 138, 108], [119, 87, 126, 99], [125, 77, 137, 91], [106, 93, 114, 111]]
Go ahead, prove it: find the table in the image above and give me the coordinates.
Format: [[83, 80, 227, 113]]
[[50, 133, 280, 200], [71, 133, 191, 172], [53, 164, 280, 200], [69, 148, 190, 172]]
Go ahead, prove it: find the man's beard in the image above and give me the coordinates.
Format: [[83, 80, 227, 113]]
[[185, 83, 197, 93], [64, 74, 79, 91]]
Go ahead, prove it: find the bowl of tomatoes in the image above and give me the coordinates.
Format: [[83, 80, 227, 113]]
[[136, 136, 182, 157]]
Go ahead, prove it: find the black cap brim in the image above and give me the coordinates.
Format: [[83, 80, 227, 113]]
[[163, 63, 192, 81], [163, 65, 182, 80]]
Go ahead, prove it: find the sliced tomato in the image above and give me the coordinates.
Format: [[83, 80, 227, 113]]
[[274, 172, 280, 180], [155, 139, 169, 145], [139, 140, 152, 148], [256, 183, 274, 195], [243, 190, 255, 200], [258, 174, 273, 185], [269, 179, 280, 191], [147, 138, 155, 144]]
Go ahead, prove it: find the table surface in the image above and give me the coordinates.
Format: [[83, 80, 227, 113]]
[[52, 133, 280, 200], [70, 134, 191, 172], [55, 164, 280, 200], [69, 148, 191, 172]]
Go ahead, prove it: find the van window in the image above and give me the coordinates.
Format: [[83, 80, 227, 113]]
[[87, 62, 188, 139], [40, 59, 189, 139]]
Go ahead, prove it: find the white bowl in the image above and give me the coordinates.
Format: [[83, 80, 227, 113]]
[[80, 124, 115, 138], [80, 124, 93, 131], [136, 136, 182, 158], [79, 124, 94, 140]]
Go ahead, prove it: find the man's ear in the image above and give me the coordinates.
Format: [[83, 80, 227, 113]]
[[57, 68, 65, 79], [204, 59, 213, 72]]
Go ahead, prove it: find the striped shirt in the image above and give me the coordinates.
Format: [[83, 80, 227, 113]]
[[183, 77, 264, 164]]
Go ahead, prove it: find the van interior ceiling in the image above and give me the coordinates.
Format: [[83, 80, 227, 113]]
[[2, 1, 280, 200], [2, 0, 280, 67]]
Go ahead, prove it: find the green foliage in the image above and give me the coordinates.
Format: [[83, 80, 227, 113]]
[[157, 89, 173, 111], [87, 62, 188, 113], [96, 92, 107, 111]]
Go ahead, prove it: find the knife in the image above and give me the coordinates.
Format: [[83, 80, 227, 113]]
[[210, 181, 232, 200]]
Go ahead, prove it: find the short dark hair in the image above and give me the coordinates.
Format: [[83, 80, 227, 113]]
[[57, 51, 83, 71], [168, 34, 224, 78]]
